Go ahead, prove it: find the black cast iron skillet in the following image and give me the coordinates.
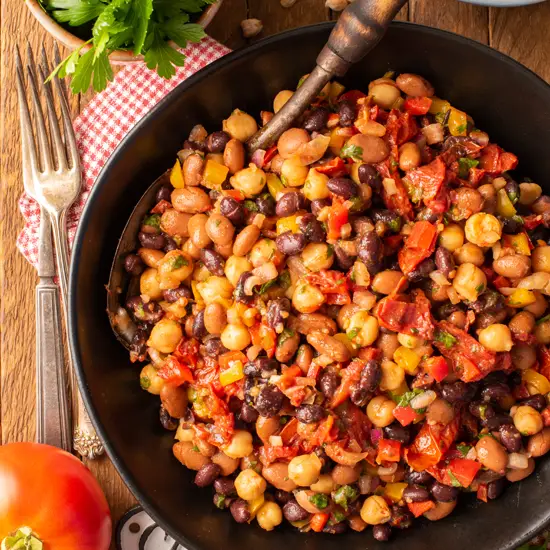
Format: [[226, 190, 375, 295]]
[[69, 22, 550, 550]]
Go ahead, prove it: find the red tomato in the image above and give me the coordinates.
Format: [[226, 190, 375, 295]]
[[407, 501, 435, 518], [0, 443, 111, 549], [422, 356, 449, 383], [393, 405, 423, 427], [404, 97, 432, 115], [157, 355, 194, 384], [376, 439, 402, 463], [398, 221, 438, 275]]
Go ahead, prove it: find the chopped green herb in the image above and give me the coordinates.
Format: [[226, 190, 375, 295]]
[[215, 219, 221, 227], [278, 329, 295, 346], [278, 270, 291, 290], [297, 75, 308, 88], [457, 443, 472, 457], [448, 471, 462, 488], [134, 303, 146, 320], [349, 269, 356, 283], [415, 407, 427, 414], [475, 283, 485, 293], [280, 174, 288, 186], [434, 329, 457, 349], [479, 404, 488, 420], [309, 493, 329, 510], [347, 327, 360, 340], [457, 158, 480, 179], [326, 244, 334, 259], [333, 485, 358, 511], [192, 445, 200, 452], [279, 416, 289, 425], [512, 215, 524, 226], [410, 327, 419, 335], [255, 279, 277, 295], [395, 388, 423, 408], [143, 213, 161, 229], [340, 143, 364, 162], [390, 158, 399, 169], [507, 189, 519, 204], [171, 255, 189, 271], [140, 376, 151, 389], [536, 313, 550, 325], [477, 431, 496, 440], [243, 199, 259, 212], [332, 511, 347, 523], [348, 195, 365, 213], [434, 112, 448, 125], [387, 217, 402, 233], [336, 279, 345, 285], [213, 494, 226, 509], [456, 123, 468, 134]]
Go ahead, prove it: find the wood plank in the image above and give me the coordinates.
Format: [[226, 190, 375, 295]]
[[409, 0, 489, 43], [207, 0, 248, 50], [489, 4, 550, 84], [331, 2, 408, 20]]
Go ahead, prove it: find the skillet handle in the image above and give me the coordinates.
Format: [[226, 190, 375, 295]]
[[247, 0, 408, 153]]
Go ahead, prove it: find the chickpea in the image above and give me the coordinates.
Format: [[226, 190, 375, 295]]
[[301, 243, 334, 272], [465, 212, 502, 247], [204, 303, 227, 335], [303, 168, 330, 201], [379, 360, 405, 391], [234, 468, 267, 501], [366, 395, 396, 428], [281, 156, 309, 187], [506, 457, 535, 482], [278, 128, 310, 159], [288, 453, 322, 486], [370, 83, 401, 109], [376, 332, 400, 360], [188, 214, 211, 249], [173, 442, 210, 471], [439, 223, 464, 252], [231, 165, 267, 198], [478, 324, 513, 352], [249, 239, 283, 268], [274, 90, 293, 113], [397, 333, 424, 349], [527, 427, 550, 457], [360, 495, 391, 525], [347, 312, 379, 347], [257, 502, 283, 531], [262, 462, 297, 491], [138, 248, 164, 268], [140, 268, 163, 300], [223, 430, 254, 459], [224, 255, 251, 287], [452, 262, 487, 302], [220, 323, 251, 351], [395, 73, 434, 97], [398, 142, 421, 172], [536, 319, 550, 344], [147, 319, 183, 354], [511, 343, 537, 370], [525, 291, 548, 317], [292, 282, 325, 313], [475, 436, 508, 474], [532, 246, 550, 273], [196, 276, 233, 305], [454, 242, 485, 266], [140, 364, 165, 395], [372, 270, 403, 295], [310, 474, 335, 494], [223, 109, 258, 142], [157, 251, 194, 290], [513, 405, 544, 436], [519, 183, 542, 206], [160, 209, 191, 237], [331, 464, 361, 485]]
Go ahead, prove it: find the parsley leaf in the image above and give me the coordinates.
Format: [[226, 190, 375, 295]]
[[70, 48, 113, 94], [132, 0, 154, 54], [170, 255, 189, 270], [456, 123, 468, 134], [143, 213, 161, 229], [278, 329, 295, 346], [255, 279, 276, 295], [243, 199, 259, 212], [340, 143, 363, 162], [457, 157, 479, 179], [394, 388, 423, 408], [347, 327, 360, 340], [278, 270, 291, 290], [144, 25, 187, 79], [457, 444, 472, 457], [46, 0, 106, 26], [326, 244, 334, 259], [140, 376, 151, 389], [162, 20, 205, 49], [434, 329, 457, 349], [309, 493, 329, 509]]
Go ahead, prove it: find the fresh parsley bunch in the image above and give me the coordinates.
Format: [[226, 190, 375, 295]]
[[42, 0, 215, 93]]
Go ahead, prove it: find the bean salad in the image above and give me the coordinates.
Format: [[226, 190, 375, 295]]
[[120, 71, 550, 540]]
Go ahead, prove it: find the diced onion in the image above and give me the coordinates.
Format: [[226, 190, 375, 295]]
[[422, 123, 444, 145], [269, 435, 283, 447], [518, 272, 550, 292], [378, 463, 398, 476], [382, 178, 398, 196], [410, 390, 437, 410], [430, 271, 451, 287], [358, 474, 374, 494], [507, 452, 529, 470]]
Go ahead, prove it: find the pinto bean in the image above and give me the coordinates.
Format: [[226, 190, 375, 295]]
[[346, 134, 390, 164], [294, 313, 337, 335], [233, 225, 261, 256], [275, 331, 300, 363], [307, 331, 351, 363], [188, 214, 211, 248], [160, 384, 188, 418], [161, 209, 192, 238], [171, 187, 211, 214], [476, 436, 508, 474], [211, 452, 240, 476], [263, 462, 298, 491], [173, 441, 210, 470], [506, 458, 535, 482], [423, 500, 456, 521], [183, 153, 204, 186], [223, 139, 246, 174], [493, 255, 531, 279], [527, 427, 550, 457], [396, 73, 435, 97]]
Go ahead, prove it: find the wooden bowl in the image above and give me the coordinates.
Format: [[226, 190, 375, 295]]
[[24, 0, 223, 64]]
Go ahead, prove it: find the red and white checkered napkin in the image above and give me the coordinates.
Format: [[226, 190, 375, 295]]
[[17, 36, 231, 268]]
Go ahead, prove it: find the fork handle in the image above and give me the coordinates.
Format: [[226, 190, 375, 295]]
[[36, 278, 72, 451], [50, 212, 105, 459]]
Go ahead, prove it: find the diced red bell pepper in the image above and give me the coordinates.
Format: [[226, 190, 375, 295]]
[[385, 109, 419, 151], [339, 90, 367, 104], [310, 513, 330, 532], [174, 338, 200, 367], [501, 152, 518, 172], [376, 439, 402, 463], [249, 323, 277, 358], [330, 360, 364, 408], [263, 144, 278, 166], [279, 417, 298, 445], [468, 167, 487, 187], [477, 484, 488, 503], [259, 444, 299, 465], [157, 355, 194, 385], [303, 415, 337, 451], [405, 157, 447, 204], [326, 200, 349, 240], [393, 405, 423, 427], [478, 144, 518, 175], [151, 199, 172, 214], [305, 270, 350, 304], [404, 97, 433, 115], [218, 350, 247, 370], [277, 365, 303, 390], [407, 501, 435, 518], [398, 221, 438, 275], [493, 275, 511, 290], [448, 458, 481, 488], [223, 189, 245, 201], [422, 356, 449, 383], [315, 157, 348, 177]]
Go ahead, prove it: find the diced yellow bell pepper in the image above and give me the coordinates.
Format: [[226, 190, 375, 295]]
[[393, 346, 421, 375], [349, 162, 362, 185], [428, 97, 451, 116], [497, 189, 517, 218], [276, 215, 299, 235], [384, 483, 408, 503], [329, 81, 346, 101], [220, 360, 245, 387], [202, 159, 229, 190], [248, 495, 265, 519], [170, 159, 185, 189], [267, 173, 285, 199], [329, 128, 348, 152], [522, 369, 550, 396], [505, 233, 531, 256], [506, 288, 536, 308], [448, 107, 468, 136], [191, 281, 204, 307]]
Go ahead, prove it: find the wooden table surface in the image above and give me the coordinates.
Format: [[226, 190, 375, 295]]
[[1, 0, 550, 545]]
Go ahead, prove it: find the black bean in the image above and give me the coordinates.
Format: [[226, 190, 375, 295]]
[[333, 244, 354, 271], [476, 310, 508, 330], [276, 231, 306, 255], [431, 482, 458, 502], [502, 217, 523, 235], [163, 285, 192, 303], [130, 326, 149, 360], [357, 231, 383, 273], [389, 505, 413, 529], [275, 191, 304, 217], [255, 384, 284, 417], [200, 248, 225, 276], [266, 298, 291, 331], [295, 404, 325, 424], [214, 477, 236, 496], [403, 485, 430, 503], [481, 383, 511, 403], [487, 478, 507, 500], [220, 196, 245, 225], [124, 254, 144, 276], [405, 469, 433, 486], [483, 413, 513, 431], [256, 194, 276, 216], [207, 131, 231, 153], [126, 296, 164, 323], [240, 402, 259, 423], [164, 236, 178, 252], [338, 100, 356, 127], [362, 360, 382, 391], [203, 336, 228, 357], [520, 394, 547, 411], [283, 500, 310, 522], [505, 180, 519, 204], [230, 499, 251, 523], [194, 463, 221, 487], [407, 258, 436, 282], [191, 309, 206, 340], [159, 405, 178, 430], [350, 384, 371, 407], [319, 370, 339, 399], [372, 524, 392, 542], [156, 185, 173, 203], [327, 177, 358, 199], [469, 401, 495, 420], [138, 231, 165, 250], [384, 423, 411, 444], [183, 139, 208, 153], [358, 164, 382, 192], [311, 198, 331, 216], [303, 108, 329, 132], [435, 247, 454, 277], [416, 208, 439, 223], [499, 424, 522, 453], [470, 290, 505, 314], [324, 522, 348, 534], [274, 490, 292, 504], [213, 493, 229, 509], [234, 272, 255, 305], [372, 209, 402, 233], [299, 214, 326, 243]]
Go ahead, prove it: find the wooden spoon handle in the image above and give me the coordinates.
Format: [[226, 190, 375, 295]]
[[247, 0, 408, 153]]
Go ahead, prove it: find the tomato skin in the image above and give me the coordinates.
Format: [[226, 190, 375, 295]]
[[0, 443, 111, 550]]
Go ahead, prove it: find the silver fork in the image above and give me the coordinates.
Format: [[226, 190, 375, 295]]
[[15, 43, 104, 458]]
